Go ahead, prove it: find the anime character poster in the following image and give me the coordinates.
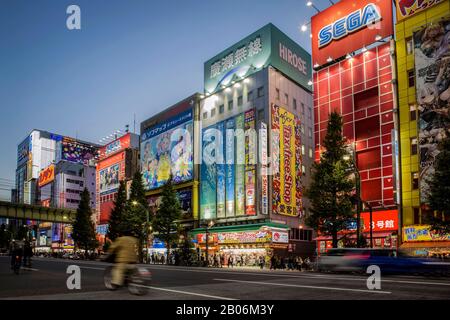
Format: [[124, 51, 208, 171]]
[[235, 114, 246, 216], [216, 122, 226, 218], [141, 110, 193, 191], [99, 163, 120, 195], [414, 19, 450, 202], [200, 125, 217, 220]]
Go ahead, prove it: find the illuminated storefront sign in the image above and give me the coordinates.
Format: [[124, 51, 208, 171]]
[[197, 231, 272, 244], [396, 0, 445, 21], [38, 165, 55, 187], [204, 23, 311, 94], [311, 0, 393, 67], [403, 225, 450, 242], [141, 109, 193, 190], [260, 122, 269, 215], [272, 231, 289, 243], [272, 105, 302, 217], [361, 210, 398, 232]]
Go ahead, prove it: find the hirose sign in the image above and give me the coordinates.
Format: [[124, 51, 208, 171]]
[[311, 0, 393, 67]]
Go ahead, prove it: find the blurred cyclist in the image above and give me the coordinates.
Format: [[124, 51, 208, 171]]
[[108, 230, 139, 288], [9, 239, 25, 269]]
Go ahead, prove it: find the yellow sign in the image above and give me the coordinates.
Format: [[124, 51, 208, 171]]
[[395, 0, 445, 21], [403, 225, 450, 242], [39, 164, 55, 187]]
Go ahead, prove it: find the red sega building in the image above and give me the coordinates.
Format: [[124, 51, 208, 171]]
[[95, 133, 140, 242], [311, 0, 400, 251]]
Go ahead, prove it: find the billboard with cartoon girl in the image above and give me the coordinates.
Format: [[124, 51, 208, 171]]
[[141, 110, 193, 190], [414, 19, 450, 202]]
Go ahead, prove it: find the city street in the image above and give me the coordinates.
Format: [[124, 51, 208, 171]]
[[1, 256, 449, 300]]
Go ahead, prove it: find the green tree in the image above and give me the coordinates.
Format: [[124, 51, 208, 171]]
[[124, 172, 148, 262], [426, 135, 450, 234], [152, 177, 181, 264], [72, 188, 98, 253], [305, 112, 355, 248], [107, 180, 127, 241]]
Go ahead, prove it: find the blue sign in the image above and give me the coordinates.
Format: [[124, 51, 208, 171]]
[[96, 224, 109, 235], [141, 110, 193, 142]]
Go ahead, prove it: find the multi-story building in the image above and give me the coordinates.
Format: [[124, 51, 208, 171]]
[[193, 23, 315, 260], [310, 0, 400, 252], [95, 132, 140, 243], [394, 0, 450, 255], [140, 94, 201, 256]]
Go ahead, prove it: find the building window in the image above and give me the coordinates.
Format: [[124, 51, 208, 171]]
[[308, 127, 312, 138], [302, 165, 306, 176], [276, 88, 280, 100], [284, 93, 289, 105], [247, 91, 253, 102], [408, 69, 415, 87], [301, 125, 305, 134], [203, 112, 208, 119], [301, 145, 305, 155], [237, 95, 243, 107], [309, 147, 313, 158], [411, 137, 418, 155], [412, 172, 419, 190], [406, 37, 413, 55], [228, 100, 233, 111], [219, 104, 224, 114], [258, 109, 265, 121], [257, 86, 264, 97], [301, 103, 305, 114], [409, 103, 417, 121], [211, 108, 216, 117], [293, 98, 297, 110]]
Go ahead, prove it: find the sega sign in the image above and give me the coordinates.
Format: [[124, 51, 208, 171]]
[[311, 0, 393, 67], [319, 4, 382, 48]]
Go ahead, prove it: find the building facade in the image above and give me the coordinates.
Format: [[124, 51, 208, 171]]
[[193, 23, 315, 261], [310, 0, 400, 252], [395, 0, 450, 255]]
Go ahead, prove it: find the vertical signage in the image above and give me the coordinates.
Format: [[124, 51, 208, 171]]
[[260, 122, 269, 215], [235, 114, 246, 216], [245, 109, 256, 215], [200, 125, 218, 219], [225, 118, 235, 217], [217, 122, 226, 218]]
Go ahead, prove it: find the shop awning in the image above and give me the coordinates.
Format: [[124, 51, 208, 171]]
[[400, 241, 450, 249], [189, 222, 289, 236]]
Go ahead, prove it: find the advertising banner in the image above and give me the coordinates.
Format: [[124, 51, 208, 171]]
[[200, 125, 217, 220], [38, 164, 55, 187], [245, 109, 256, 216], [403, 225, 450, 242], [198, 231, 272, 244], [141, 109, 193, 190], [225, 118, 235, 217], [272, 105, 302, 217], [272, 231, 289, 244], [311, 0, 394, 67], [235, 114, 246, 216], [61, 137, 98, 165], [414, 19, 450, 203], [260, 122, 269, 215], [99, 163, 120, 195], [99, 133, 138, 160], [217, 122, 226, 218], [396, 0, 445, 21]]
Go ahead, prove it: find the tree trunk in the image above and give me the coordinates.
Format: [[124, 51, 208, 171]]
[[332, 229, 338, 248]]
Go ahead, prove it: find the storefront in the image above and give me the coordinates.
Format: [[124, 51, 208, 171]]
[[190, 223, 290, 266], [315, 209, 399, 254], [400, 225, 450, 258]]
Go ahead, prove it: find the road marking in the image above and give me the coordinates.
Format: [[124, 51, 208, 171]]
[[213, 278, 392, 294], [144, 265, 450, 287], [80, 266, 105, 271], [21, 267, 39, 272], [136, 285, 237, 300]]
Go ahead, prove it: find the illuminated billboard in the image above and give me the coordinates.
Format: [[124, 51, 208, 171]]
[[311, 0, 393, 67], [38, 165, 55, 187], [272, 105, 303, 217], [60, 137, 98, 165], [396, 0, 445, 21], [99, 133, 139, 160], [141, 109, 193, 190], [99, 163, 120, 196], [414, 19, 450, 203]]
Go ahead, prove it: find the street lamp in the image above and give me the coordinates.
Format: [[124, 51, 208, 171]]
[[306, 1, 321, 13]]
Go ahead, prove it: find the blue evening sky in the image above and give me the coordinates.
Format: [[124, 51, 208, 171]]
[[0, 0, 332, 200]]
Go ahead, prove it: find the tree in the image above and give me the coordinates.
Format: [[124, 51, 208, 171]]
[[305, 112, 355, 248], [152, 177, 182, 264], [72, 188, 98, 254], [426, 134, 450, 235], [107, 180, 127, 241], [124, 171, 148, 262]]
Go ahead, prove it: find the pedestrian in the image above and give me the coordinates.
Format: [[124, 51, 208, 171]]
[[228, 255, 234, 268], [297, 256, 303, 271], [270, 255, 276, 270], [259, 256, 264, 269]]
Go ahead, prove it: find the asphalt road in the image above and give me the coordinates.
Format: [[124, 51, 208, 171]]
[[1, 256, 450, 300]]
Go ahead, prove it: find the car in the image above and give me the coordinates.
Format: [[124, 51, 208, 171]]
[[318, 248, 450, 276]]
